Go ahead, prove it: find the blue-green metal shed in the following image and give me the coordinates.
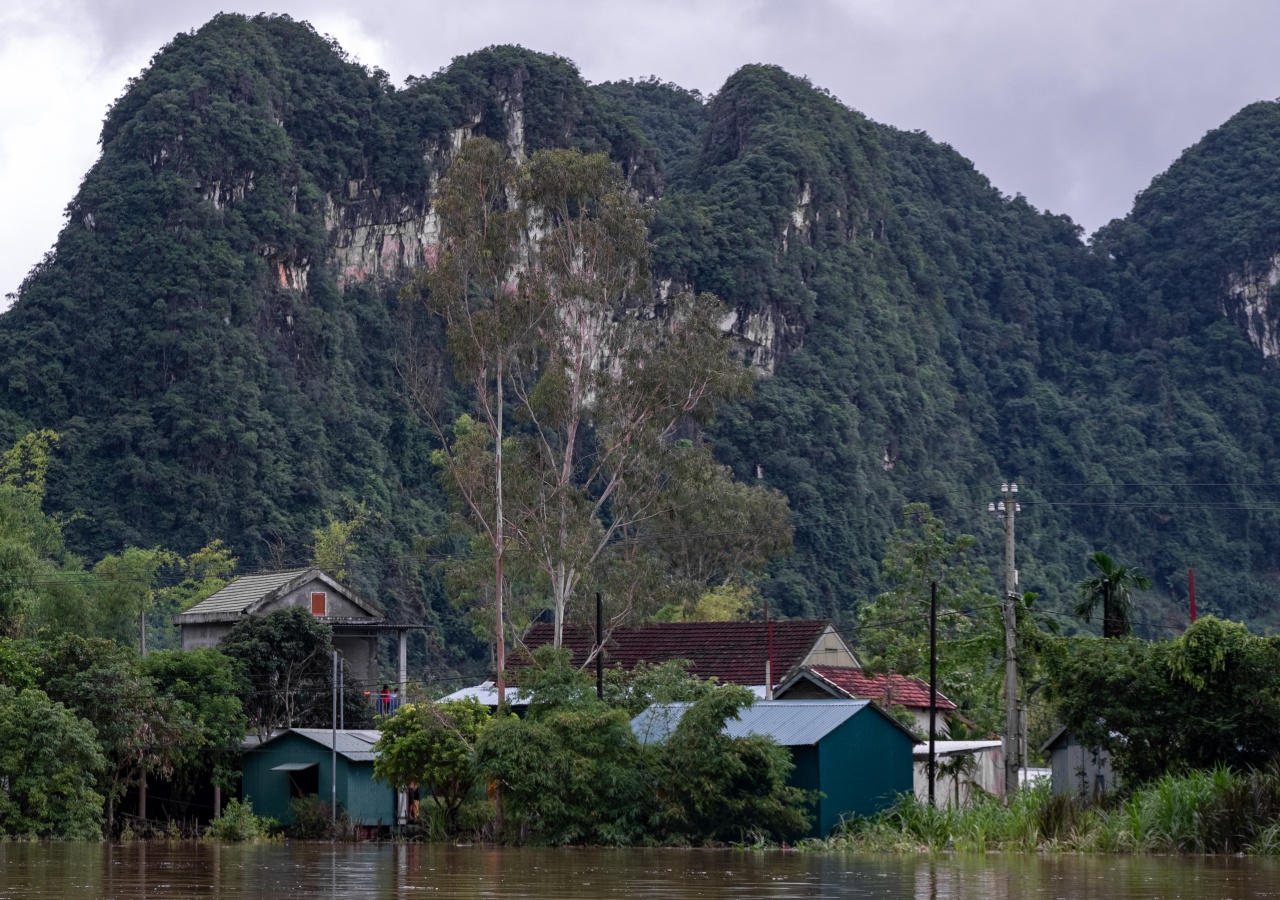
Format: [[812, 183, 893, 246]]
[[633, 699, 917, 838], [240, 729, 396, 827]]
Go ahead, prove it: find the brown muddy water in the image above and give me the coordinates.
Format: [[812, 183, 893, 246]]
[[0, 843, 1278, 898]]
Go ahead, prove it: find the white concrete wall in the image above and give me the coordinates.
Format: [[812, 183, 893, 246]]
[[914, 748, 1004, 806]]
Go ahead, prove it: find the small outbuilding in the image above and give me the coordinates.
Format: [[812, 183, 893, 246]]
[[240, 728, 396, 827], [632, 699, 917, 838], [1041, 726, 1118, 797]]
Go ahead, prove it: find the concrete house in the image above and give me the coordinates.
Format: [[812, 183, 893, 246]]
[[776, 665, 957, 738], [174, 568, 384, 687], [633, 699, 917, 838]]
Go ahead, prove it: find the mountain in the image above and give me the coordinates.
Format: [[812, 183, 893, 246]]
[[3, 13, 1280, 677]]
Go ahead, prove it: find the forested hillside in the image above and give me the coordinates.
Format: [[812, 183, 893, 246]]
[[3, 13, 1280, 680]]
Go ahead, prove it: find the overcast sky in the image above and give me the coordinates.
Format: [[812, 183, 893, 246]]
[[3, 0, 1280, 304]]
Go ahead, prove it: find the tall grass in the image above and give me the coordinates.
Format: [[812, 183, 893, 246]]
[[815, 762, 1280, 855]]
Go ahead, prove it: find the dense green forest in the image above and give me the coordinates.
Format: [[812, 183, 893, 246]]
[[3, 13, 1280, 685]]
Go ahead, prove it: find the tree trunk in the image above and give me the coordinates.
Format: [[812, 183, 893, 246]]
[[494, 363, 506, 708], [214, 784, 221, 820], [494, 363, 506, 841], [138, 770, 147, 827]]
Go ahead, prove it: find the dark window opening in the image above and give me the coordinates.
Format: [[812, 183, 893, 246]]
[[288, 766, 320, 798]]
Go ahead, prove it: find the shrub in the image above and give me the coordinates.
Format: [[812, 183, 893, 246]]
[[288, 797, 338, 840], [204, 798, 276, 842]]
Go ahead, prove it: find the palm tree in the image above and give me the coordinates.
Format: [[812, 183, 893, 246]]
[[1075, 551, 1152, 638]]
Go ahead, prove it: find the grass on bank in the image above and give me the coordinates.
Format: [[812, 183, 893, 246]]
[[813, 764, 1280, 855]]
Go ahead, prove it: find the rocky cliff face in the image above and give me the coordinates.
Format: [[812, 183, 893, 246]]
[[1224, 256, 1280, 358]]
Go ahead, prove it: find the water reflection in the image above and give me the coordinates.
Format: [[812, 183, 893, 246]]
[[0, 843, 1277, 898]]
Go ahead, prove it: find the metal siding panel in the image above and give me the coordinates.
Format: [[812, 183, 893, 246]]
[[242, 733, 336, 825], [816, 707, 914, 837], [787, 745, 822, 838], [343, 761, 396, 826]]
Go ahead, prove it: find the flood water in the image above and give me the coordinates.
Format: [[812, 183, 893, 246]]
[[0, 843, 1278, 899]]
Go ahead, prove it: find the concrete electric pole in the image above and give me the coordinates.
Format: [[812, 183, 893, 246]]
[[989, 482, 1021, 801]]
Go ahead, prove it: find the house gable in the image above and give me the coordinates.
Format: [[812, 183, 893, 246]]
[[799, 625, 860, 670], [250, 571, 382, 622], [175, 567, 382, 625]]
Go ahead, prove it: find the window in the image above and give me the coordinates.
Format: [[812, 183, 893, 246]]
[[311, 592, 327, 616]]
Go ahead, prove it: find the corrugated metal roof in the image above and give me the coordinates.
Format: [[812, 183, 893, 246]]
[[252, 728, 383, 762], [179, 569, 309, 618], [912, 740, 1003, 760], [632, 699, 872, 747], [439, 682, 534, 707]]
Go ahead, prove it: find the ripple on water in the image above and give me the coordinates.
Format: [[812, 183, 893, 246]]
[[0, 843, 1278, 899]]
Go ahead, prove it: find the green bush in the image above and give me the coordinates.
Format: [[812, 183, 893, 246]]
[[288, 797, 338, 840], [204, 798, 277, 842]]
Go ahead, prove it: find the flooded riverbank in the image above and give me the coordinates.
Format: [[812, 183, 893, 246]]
[[1, 843, 1278, 899]]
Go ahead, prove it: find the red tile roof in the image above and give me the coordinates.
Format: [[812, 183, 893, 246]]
[[808, 665, 957, 711], [509, 620, 834, 686]]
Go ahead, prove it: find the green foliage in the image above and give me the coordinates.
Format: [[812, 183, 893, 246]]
[[1075, 550, 1153, 638], [654, 685, 812, 843], [0, 430, 59, 499], [217, 606, 335, 736], [471, 651, 806, 845], [30, 633, 198, 835], [204, 798, 277, 842], [1045, 617, 1280, 785], [140, 648, 248, 791], [0, 685, 105, 839], [0, 432, 85, 637], [90, 547, 180, 649], [149, 540, 238, 650], [0, 638, 39, 690], [476, 699, 653, 845], [312, 501, 370, 582], [856, 505, 1005, 732], [374, 698, 491, 833], [287, 797, 339, 839], [600, 659, 717, 716], [409, 138, 780, 651]]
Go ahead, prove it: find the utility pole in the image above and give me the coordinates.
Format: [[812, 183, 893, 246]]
[[331, 649, 338, 826], [989, 481, 1021, 801], [928, 580, 937, 808], [596, 592, 604, 701], [764, 596, 775, 701]]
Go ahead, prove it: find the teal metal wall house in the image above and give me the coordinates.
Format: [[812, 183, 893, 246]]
[[241, 729, 396, 827], [633, 699, 917, 838]]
